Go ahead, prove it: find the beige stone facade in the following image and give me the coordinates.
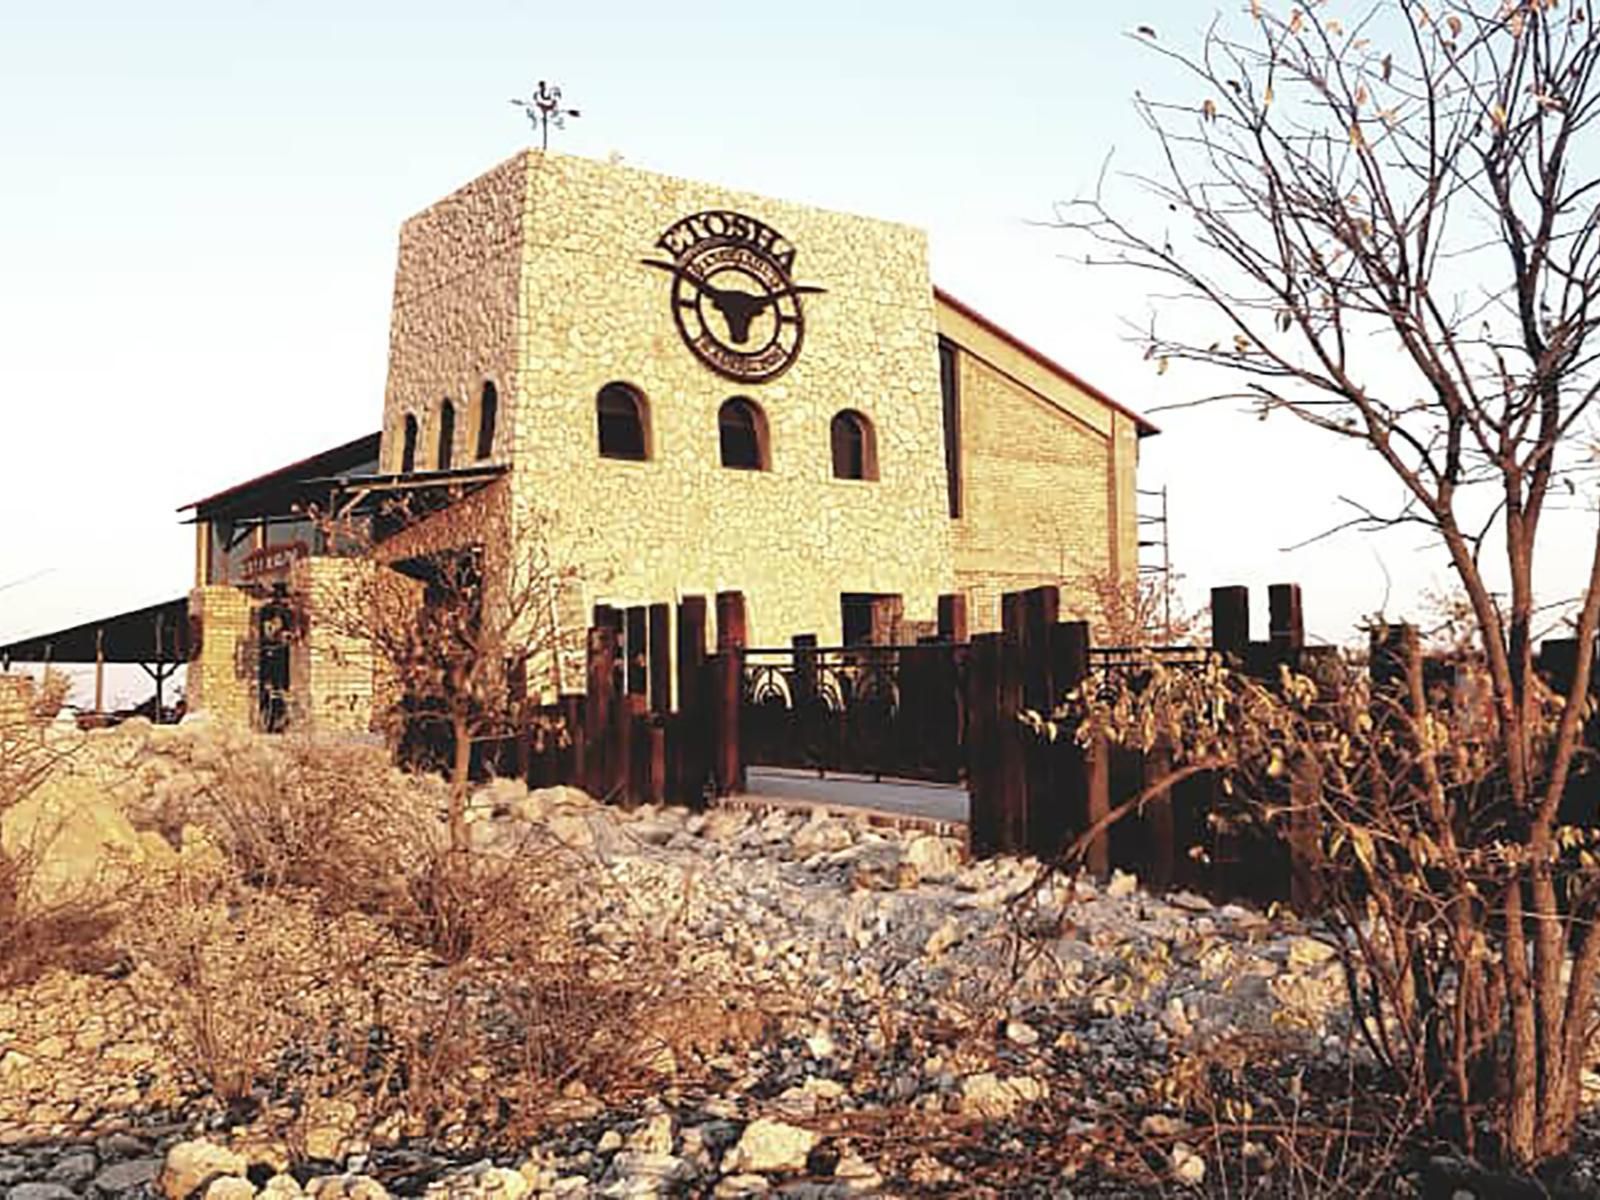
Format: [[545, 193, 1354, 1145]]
[[382, 151, 959, 650], [183, 150, 1152, 728]]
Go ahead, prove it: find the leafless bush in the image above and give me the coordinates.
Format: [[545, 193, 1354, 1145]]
[[126, 735, 737, 1148]]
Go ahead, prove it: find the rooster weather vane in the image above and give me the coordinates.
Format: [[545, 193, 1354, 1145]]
[[642, 210, 826, 384], [510, 80, 579, 151]]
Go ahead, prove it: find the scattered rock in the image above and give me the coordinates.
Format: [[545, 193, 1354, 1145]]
[[959, 1073, 1048, 1120], [93, 1156, 164, 1194], [721, 1119, 817, 1174], [1171, 1142, 1206, 1186], [161, 1139, 248, 1200]]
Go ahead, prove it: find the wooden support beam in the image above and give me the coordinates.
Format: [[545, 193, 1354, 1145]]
[[625, 606, 648, 696], [648, 603, 671, 716], [965, 633, 1001, 856], [583, 623, 618, 800], [937, 593, 968, 644], [94, 628, 105, 716], [715, 591, 747, 652], [1269, 583, 1304, 653], [675, 596, 710, 806]]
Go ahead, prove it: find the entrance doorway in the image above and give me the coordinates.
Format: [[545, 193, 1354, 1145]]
[[257, 588, 294, 732]]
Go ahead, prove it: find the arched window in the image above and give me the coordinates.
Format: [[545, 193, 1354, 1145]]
[[401, 414, 419, 474], [718, 397, 769, 471], [597, 382, 650, 460], [476, 381, 498, 461], [437, 399, 456, 470], [830, 409, 878, 481]]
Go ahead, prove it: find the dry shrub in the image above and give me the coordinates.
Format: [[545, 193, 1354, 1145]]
[[1145, 1032, 1421, 1199], [123, 867, 393, 1112], [180, 735, 400, 898], [130, 734, 722, 1149]]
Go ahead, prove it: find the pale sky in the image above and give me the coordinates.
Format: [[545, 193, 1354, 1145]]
[[1, 0, 1590, 706]]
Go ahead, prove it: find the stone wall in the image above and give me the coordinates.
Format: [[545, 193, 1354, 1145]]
[[382, 155, 524, 474], [185, 585, 254, 729], [936, 297, 1145, 634], [383, 152, 956, 650]]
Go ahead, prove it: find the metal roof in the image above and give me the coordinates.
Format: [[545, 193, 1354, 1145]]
[[0, 597, 188, 665]]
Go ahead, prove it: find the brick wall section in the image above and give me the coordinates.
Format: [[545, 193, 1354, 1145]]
[[289, 557, 378, 734], [185, 585, 254, 728], [936, 298, 1143, 634], [0, 675, 37, 726]]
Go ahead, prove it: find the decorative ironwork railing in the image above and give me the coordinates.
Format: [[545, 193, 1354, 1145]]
[[1087, 644, 1215, 676], [740, 643, 968, 784]]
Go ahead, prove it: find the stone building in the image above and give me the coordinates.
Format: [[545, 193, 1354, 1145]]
[[3, 150, 1155, 731]]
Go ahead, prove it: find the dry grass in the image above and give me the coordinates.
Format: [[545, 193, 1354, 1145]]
[[109, 732, 750, 1154]]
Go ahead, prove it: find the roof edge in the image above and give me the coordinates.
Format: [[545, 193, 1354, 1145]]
[[179, 431, 384, 514], [933, 287, 1159, 436]]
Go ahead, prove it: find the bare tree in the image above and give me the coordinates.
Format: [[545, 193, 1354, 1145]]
[[1057, 0, 1600, 1168], [313, 484, 585, 853]]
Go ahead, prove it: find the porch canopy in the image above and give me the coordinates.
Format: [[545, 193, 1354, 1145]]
[[179, 428, 506, 534], [0, 596, 189, 718], [0, 597, 188, 666]]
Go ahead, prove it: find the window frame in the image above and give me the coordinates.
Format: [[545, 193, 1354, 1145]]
[[596, 381, 652, 461], [830, 409, 879, 481], [718, 396, 770, 471]]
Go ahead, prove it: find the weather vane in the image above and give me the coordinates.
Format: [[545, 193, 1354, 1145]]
[[510, 81, 580, 151]]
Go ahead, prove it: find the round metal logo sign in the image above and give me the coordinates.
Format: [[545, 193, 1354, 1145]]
[[642, 210, 825, 384]]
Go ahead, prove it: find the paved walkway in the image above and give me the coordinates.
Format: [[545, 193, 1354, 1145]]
[[739, 766, 970, 826]]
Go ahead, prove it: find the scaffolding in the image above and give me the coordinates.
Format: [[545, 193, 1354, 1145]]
[[1137, 485, 1173, 642]]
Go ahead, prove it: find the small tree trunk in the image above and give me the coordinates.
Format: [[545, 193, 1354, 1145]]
[[449, 710, 471, 854]]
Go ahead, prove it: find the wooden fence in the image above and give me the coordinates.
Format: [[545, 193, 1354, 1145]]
[[504, 581, 1596, 909]]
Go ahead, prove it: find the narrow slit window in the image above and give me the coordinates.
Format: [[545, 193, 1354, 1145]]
[[438, 399, 455, 469], [476, 381, 498, 461], [401, 414, 419, 473]]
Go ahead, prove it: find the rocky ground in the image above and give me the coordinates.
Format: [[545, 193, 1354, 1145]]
[[0, 718, 1381, 1198]]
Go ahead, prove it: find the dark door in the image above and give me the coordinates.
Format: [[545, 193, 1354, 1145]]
[[257, 591, 293, 732]]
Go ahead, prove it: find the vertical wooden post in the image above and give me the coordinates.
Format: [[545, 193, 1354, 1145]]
[[153, 611, 166, 722], [966, 633, 1001, 855], [583, 622, 618, 800], [1212, 586, 1250, 661], [712, 591, 747, 796], [995, 629, 1027, 854], [1085, 731, 1111, 880], [716, 591, 747, 652], [1019, 586, 1060, 858], [94, 627, 105, 716], [675, 596, 710, 806], [1269, 583, 1304, 654], [1289, 753, 1324, 913], [937, 593, 969, 644], [1143, 741, 1175, 890], [1370, 622, 1416, 694], [625, 606, 648, 696], [558, 692, 585, 789], [1000, 591, 1024, 641], [648, 603, 671, 716], [1046, 620, 1091, 862], [791, 634, 818, 710]]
